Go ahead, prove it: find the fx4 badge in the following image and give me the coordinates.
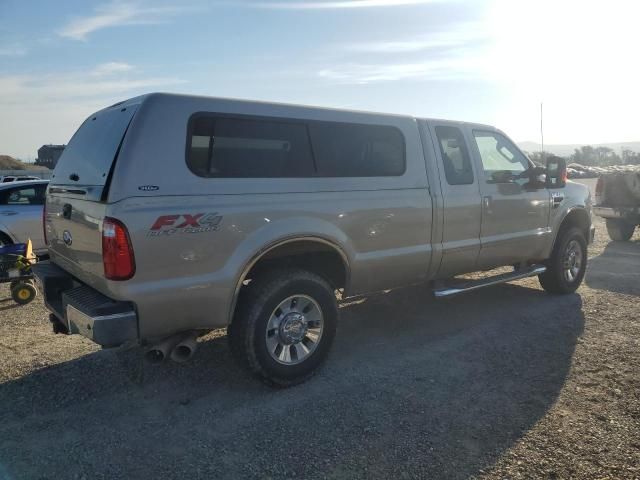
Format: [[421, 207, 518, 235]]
[[148, 213, 222, 236]]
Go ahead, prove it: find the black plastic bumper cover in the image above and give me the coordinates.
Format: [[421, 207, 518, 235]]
[[32, 261, 138, 348]]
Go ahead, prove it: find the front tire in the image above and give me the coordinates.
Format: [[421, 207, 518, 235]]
[[228, 268, 338, 387], [539, 227, 587, 294], [605, 218, 635, 241]]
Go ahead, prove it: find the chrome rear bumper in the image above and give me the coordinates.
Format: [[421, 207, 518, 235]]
[[32, 261, 138, 348]]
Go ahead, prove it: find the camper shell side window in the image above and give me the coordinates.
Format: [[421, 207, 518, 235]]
[[186, 113, 406, 178]]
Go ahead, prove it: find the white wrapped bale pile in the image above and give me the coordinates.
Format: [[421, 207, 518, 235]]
[[594, 166, 640, 241], [600, 168, 640, 206]]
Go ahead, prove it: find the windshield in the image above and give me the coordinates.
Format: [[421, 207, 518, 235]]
[[52, 105, 137, 186]]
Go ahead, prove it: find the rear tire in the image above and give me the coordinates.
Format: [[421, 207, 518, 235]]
[[605, 218, 635, 241], [228, 268, 338, 387], [539, 227, 587, 294]]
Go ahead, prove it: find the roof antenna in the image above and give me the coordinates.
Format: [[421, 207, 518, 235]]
[[540, 102, 545, 163]]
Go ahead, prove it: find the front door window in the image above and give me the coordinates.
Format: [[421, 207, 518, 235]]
[[473, 131, 530, 185]]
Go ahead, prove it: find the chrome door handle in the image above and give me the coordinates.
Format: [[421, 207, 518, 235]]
[[551, 193, 564, 208], [483, 196, 492, 212]]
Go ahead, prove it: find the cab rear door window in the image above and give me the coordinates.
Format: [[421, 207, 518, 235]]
[[434, 126, 474, 185]]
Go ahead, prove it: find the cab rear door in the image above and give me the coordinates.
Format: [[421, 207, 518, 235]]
[[427, 121, 482, 277]]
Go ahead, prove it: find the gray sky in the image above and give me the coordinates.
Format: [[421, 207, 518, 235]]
[[1, 0, 638, 159]]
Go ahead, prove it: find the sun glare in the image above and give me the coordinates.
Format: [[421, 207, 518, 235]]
[[486, 0, 640, 144]]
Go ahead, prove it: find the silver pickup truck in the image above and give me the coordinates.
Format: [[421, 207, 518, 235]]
[[34, 93, 594, 386]]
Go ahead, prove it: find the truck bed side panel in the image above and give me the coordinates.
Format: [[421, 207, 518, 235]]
[[108, 190, 432, 339]]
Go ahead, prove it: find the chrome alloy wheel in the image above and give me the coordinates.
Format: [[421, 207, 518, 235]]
[[265, 294, 324, 365], [563, 239, 583, 283]]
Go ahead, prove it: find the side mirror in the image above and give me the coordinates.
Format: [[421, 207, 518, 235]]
[[546, 156, 567, 188], [523, 165, 547, 189]]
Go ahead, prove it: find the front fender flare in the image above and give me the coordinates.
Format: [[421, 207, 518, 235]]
[[548, 206, 591, 255]]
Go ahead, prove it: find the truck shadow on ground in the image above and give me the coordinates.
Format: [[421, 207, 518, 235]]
[[0, 282, 584, 479], [0, 298, 19, 312], [586, 238, 640, 296]]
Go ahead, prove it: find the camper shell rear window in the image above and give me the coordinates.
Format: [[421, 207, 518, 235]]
[[52, 105, 137, 186]]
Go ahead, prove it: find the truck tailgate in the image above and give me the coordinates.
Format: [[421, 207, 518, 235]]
[[45, 195, 109, 289], [44, 101, 139, 292]]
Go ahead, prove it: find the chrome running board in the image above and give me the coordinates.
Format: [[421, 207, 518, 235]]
[[433, 265, 546, 298]]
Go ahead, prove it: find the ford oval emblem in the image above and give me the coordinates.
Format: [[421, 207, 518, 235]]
[[62, 230, 73, 246]]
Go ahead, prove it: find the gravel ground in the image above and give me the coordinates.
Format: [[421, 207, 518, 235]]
[[1, 180, 639, 479]]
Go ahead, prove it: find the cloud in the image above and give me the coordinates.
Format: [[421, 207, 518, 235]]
[[58, 1, 185, 41], [318, 58, 481, 84], [250, 0, 442, 9], [0, 44, 28, 56], [346, 26, 485, 53], [91, 62, 135, 76], [0, 67, 184, 103], [0, 63, 186, 158], [318, 25, 488, 84]]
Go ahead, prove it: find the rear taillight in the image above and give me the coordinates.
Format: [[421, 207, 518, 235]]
[[42, 202, 47, 245], [102, 217, 135, 280], [595, 176, 604, 205]]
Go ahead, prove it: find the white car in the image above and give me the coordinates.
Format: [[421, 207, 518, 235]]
[[0, 180, 48, 253], [0, 175, 42, 183]]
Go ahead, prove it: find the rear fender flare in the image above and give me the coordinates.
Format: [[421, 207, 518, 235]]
[[225, 217, 354, 325]]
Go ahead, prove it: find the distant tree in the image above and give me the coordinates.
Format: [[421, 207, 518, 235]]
[[525, 151, 556, 166], [570, 146, 622, 166], [622, 149, 640, 165], [594, 146, 618, 165], [571, 146, 595, 166]]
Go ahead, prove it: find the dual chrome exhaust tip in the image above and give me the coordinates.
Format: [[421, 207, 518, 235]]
[[144, 331, 199, 365]]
